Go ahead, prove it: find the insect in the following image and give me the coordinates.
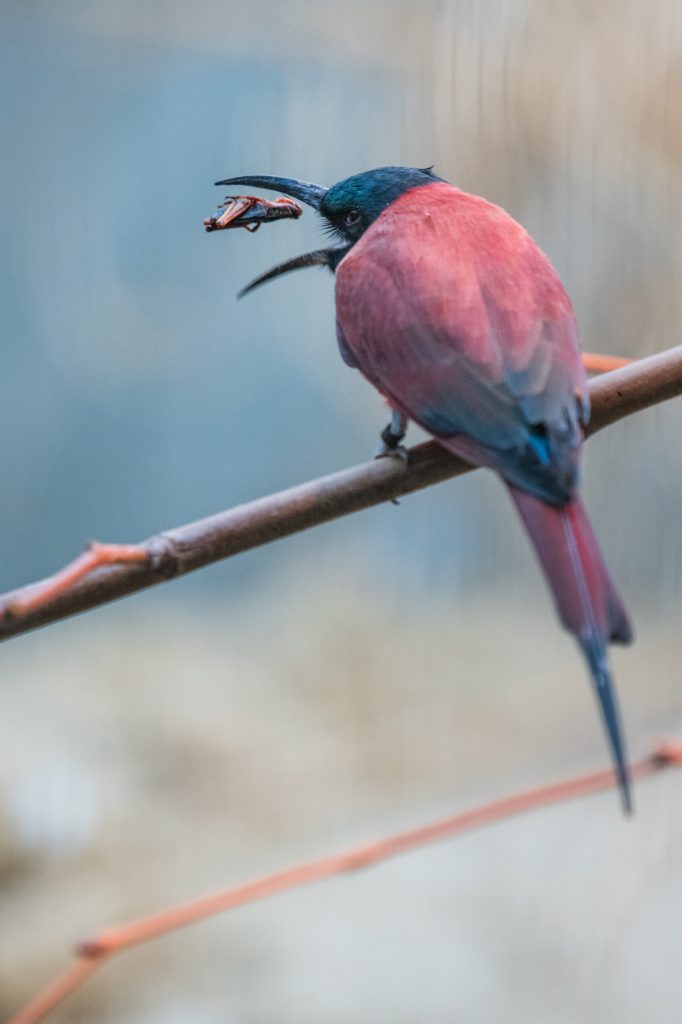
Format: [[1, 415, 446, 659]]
[[203, 194, 303, 233]]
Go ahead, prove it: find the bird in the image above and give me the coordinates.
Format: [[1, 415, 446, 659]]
[[215, 165, 634, 812]]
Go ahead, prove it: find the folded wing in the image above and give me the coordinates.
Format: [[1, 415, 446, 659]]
[[335, 183, 589, 505]]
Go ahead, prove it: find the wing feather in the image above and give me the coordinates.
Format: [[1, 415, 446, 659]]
[[336, 183, 588, 503]]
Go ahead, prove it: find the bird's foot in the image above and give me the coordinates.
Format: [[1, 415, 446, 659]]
[[375, 441, 409, 463], [375, 423, 408, 464]]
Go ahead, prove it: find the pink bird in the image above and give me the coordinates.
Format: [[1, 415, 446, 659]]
[[216, 166, 634, 812]]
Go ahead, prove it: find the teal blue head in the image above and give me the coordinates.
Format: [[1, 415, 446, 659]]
[[318, 166, 442, 242], [214, 166, 442, 294]]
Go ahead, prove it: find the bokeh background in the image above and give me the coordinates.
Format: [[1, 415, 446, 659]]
[[1, 2, 681, 1021]]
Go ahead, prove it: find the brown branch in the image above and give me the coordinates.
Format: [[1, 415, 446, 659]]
[[7, 741, 682, 1024], [1, 345, 681, 642]]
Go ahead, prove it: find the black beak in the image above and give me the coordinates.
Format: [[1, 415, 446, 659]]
[[214, 175, 339, 296], [214, 175, 328, 211], [238, 248, 346, 298]]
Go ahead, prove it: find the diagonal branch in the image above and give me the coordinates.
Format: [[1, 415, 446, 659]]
[[1, 345, 681, 643], [6, 741, 682, 1024]]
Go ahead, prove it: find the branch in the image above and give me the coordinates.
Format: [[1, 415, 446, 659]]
[[7, 741, 682, 1024], [1, 346, 681, 642]]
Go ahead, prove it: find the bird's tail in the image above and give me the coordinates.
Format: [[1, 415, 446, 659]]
[[507, 485, 634, 813]]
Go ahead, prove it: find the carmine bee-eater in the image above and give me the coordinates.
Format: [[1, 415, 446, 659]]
[[215, 166, 633, 812]]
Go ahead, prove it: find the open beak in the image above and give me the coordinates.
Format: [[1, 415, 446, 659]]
[[214, 174, 328, 210], [214, 174, 343, 296]]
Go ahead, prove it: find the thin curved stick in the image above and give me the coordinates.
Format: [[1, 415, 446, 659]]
[[582, 351, 631, 373], [0, 346, 679, 643], [7, 741, 682, 1024], [6, 961, 101, 1024]]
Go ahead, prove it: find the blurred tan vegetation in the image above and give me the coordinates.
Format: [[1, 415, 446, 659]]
[[1, 1, 681, 1022]]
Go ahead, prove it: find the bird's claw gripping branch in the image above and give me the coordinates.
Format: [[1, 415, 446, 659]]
[[203, 194, 303, 233]]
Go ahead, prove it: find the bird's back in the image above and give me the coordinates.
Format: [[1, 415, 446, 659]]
[[335, 182, 589, 504]]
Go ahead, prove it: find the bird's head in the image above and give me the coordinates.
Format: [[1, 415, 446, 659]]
[[214, 166, 441, 296]]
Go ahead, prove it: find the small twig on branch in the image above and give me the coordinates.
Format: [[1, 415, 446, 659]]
[[6, 741, 682, 1024], [581, 352, 631, 373], [0, 346, 680, 643]]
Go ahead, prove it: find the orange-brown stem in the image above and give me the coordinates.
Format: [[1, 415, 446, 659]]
[[6, 958, 102, 1024], [582, 352, 632, 373], [76, 743, 682, 956], [5, 543, 148, 617], [7, 742, 682, 1024]]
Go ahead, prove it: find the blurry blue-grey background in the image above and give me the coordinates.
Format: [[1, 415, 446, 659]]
[[1, 2, 681, 1022]]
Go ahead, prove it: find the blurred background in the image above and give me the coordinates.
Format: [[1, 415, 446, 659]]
[[1, 1, 681, 1021]]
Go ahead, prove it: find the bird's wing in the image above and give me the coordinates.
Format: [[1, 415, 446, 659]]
[[335, 184, 589, 503]]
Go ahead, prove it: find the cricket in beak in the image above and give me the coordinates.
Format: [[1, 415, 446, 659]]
[[209, 174, 345, 296], [203, 194, 303, 233]]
